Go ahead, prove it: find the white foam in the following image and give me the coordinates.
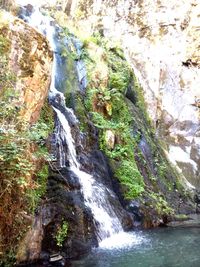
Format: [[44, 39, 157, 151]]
[[99, 231, 145, 250]]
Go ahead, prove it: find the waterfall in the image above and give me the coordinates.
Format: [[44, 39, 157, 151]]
[[18, 3, 124, 242], [52, 105, 123, 241]]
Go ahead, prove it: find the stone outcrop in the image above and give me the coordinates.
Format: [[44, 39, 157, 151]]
[[58, 0, 200, 189], [0, 9, 52, 264], [4, 1, 199, 264], [1, 11, 52, 123]]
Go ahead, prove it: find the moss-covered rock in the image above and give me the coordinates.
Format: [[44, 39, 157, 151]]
[[70, 31, 197, 227]]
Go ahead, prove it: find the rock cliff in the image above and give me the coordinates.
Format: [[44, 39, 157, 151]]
[[61, 0, 200, 189], [0, 9, 52, 264], [1, 1, 200, 265], [1, 12, 52, 123]]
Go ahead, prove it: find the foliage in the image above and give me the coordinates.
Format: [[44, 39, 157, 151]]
[[55, 221, 68, 247], [132, 74, 152, 125], [81, 33, 144, 199], [0, 90, 51, 258], [0, 29, 52, 263], [116, 161, 144, 198], [148, 192, 174, 216], [27, 165, 48, 213]]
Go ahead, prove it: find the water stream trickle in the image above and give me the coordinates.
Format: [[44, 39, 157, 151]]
[[18, 3, 125, 242]]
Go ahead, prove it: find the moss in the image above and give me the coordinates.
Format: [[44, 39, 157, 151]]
[[17, 27, 51, 78], [80, 33, 145, 199], [75, 94, 89, 132], [0, 24, 14, 94], [131, 73, 152, 125], [82, 32, 189, 213], [174, 214, 189, 221]]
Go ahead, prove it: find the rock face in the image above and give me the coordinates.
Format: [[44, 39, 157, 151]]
[[0, 9, 52, 264], [2, 11, 52, 123], [5, 1, 199, 264], [60, 0, 200, 189]]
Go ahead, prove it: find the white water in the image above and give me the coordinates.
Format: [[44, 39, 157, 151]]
[[99, 231, 145, 250], [19, 5, 125, 242], [53, 105, 123, 240]]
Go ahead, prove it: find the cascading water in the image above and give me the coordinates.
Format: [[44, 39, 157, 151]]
[[52, 104, 123, 241], [18, 3, 128, 243]]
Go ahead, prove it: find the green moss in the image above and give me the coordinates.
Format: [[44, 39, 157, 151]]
[[116, 161, 144, 198], [0, 248, 16, 267], [0, 26, 16, 95], [174, 214, 189, 221], [132, 74, 152, 126], [79, 34, 145, 199], [107, 50, 131, 94], [18, 32, 34, 77]]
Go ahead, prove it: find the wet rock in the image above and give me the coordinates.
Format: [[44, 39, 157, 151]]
[[49, 169, 81, 190], [194, 190, 200, 204], [16, 213, 44, 263], [61, 0, 200, 190], [127, 200, 143, 223], [167, 214, 200, 227]]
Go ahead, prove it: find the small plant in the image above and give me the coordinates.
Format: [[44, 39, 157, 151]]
[[149, 192, 174, 216], [27, 165, 48, 213], [116, 161, 144, 198], [55, 220, 69, 247]]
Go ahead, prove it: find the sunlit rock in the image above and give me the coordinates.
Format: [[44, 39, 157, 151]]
[[105, 129, 115, 150], [1, 11, 52, 123], [57, 0, 200, 189]]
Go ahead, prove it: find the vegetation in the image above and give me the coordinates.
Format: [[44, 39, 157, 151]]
[[148, 192, 174, 216], [0, 26, 53, 265], [75, 31, 181, 216], [55, 220, 68, 247], [80, 33, 145, 199]]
